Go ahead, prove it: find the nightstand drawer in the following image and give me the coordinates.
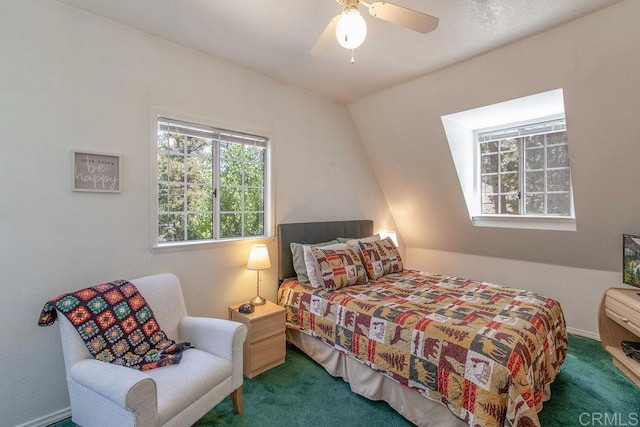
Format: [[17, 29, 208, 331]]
[[247, 333, 286, 374], [250, 312, 285, 343]]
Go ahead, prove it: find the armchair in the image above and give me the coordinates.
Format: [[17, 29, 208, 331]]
[[56, 273, 247, 427]]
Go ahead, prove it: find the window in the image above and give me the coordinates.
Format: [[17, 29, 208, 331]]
[[156, 117, 268, 245], [478, 118, 571, 216], [441, 89, 576, 231]]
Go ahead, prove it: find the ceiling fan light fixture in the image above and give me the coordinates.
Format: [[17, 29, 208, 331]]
[[335, 6, 367, 50]]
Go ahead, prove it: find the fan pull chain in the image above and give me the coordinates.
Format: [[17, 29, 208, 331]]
[[351, 49, 355, 64]]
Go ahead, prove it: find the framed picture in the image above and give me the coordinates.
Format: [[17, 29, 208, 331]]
[[72, 151, 121, 193], [623, 234, 640, 288]]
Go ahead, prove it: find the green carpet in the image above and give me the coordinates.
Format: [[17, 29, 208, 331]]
[[49, 335, 639, 426]]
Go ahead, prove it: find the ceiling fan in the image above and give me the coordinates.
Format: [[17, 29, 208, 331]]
[[312, 0, 439, 58]]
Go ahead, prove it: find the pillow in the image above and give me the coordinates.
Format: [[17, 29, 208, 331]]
[[305, 243, 348, 288], [290, 240, 339, 283], [358, 237, 403, 280], [338, 234, 381, 244], [310, 246, 368, 290]]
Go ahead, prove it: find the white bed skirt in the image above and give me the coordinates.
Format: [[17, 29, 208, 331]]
[[286, 329, 468, 427]]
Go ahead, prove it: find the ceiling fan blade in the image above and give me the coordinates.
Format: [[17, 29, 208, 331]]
[[367, 2, 439, 34], [311, 15, 340, 56]]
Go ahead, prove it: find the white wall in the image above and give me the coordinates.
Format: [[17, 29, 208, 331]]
[[349, 1, 640, 340], [0, 1, 395, 425]]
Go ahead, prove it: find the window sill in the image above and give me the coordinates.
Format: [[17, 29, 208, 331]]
[[471, 215, 576, 231], [152, 236, 273, 253]]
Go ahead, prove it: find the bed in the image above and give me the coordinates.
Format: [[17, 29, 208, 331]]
[[276, 220, 568, 427]]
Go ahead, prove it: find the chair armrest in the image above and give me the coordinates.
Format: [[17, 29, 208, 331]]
[[179, 317, 247, 361], [70, 359, 157, 412]]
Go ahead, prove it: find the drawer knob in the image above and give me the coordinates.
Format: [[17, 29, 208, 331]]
[[619, 316, 629, 323]]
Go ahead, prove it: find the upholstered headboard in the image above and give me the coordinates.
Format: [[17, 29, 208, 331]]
[[277, 220, 374, 283]]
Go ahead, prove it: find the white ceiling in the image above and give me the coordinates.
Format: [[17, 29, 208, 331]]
[[54, 0, 622, 103]]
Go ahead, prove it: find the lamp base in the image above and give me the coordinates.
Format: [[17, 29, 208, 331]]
[[250, 295, 266, 305]]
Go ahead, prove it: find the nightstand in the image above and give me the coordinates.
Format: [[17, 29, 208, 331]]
[[229, 300, 286, 378], [598, 287, 640, 387]]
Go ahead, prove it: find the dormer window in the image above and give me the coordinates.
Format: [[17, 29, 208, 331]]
[[442, 89, 576, 231]]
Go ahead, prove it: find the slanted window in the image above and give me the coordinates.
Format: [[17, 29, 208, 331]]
[[477, 118, 571, 216], [156, 117, 268, 246]]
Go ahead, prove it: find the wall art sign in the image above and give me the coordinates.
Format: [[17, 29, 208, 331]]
[[72, 151, 121, 193]]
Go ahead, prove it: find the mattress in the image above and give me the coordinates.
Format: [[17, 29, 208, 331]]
[[278, 269, 568, 427]]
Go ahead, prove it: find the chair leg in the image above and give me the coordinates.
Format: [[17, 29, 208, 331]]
[[231, 386, 243, 414]]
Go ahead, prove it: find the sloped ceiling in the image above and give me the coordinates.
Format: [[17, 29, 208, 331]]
[[54, 0, 622, 103], [349, 1, 640, 272]]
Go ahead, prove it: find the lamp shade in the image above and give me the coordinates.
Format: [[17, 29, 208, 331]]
[[247, 244, 271, 270], [335, 6, 367, 49]]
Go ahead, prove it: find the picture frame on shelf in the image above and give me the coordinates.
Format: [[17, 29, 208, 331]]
[[72, 151, 121, 193]]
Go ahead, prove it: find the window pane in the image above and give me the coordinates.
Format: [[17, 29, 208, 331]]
[[187, 185, 213, 212], [525, 171, 544, 192], [185, 136, 211, 155], [500, 195, 519, 214], [186, 152, 212, 185], [220, 186, 241, 211], [158, 214, 185, 242], [548, 193, 570, 215], [244, 162, 264, 187], [500, 150, 519, 173], [187, 214, 213, 240], [244, 213, 264, 236], [524, 134, 544, 148], [244, 188, 264, 211], [244, 146, 264, 162], [158, 183, 185, 212], [547, 145, 569, 168], [482, 174, 498, 194], [548, 169, 570, 192], [220, 213, 242, 238], [220, 159, 242, 186], [525, 194, 545, 214], [547, 132, 567, 145], [500, 172, 519, 193], [480, 141, 498, 154], [158, 134, 184, 155], [500, 138, 517, 152], [481, 195, 498, 214], [481, 154, 498, 174], [525, 148, 544, 170], [220, 141, 242, 159], [168, 156, 185, 182]]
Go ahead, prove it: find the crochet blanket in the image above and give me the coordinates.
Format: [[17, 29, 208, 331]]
[[39, 279, 190, 371]]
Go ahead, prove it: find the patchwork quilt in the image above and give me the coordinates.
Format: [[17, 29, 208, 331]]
[[278, 270, 568, 427], [39, 279, 190, 371]]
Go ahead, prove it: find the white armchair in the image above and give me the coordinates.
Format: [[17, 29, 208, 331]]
[[57, 273, 247, 427]]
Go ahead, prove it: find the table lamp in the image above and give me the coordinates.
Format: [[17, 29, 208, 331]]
[[247, 243, 270, 306]]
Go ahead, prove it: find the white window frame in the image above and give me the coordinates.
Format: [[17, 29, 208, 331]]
[[474, 116, 573, 216], [151, 110, 273, 252], [441, 89, 576, 232]]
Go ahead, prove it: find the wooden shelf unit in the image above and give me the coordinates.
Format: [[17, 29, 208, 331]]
[[229, 300, 286, 379], [598, 287, 640, 387]]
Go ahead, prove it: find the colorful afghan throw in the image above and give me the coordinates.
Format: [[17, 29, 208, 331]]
[[38, 279, 190, 371]]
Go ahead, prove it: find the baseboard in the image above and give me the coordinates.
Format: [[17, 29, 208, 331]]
[[16, 407, 71, 427], [567, 326, 600, 341]]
